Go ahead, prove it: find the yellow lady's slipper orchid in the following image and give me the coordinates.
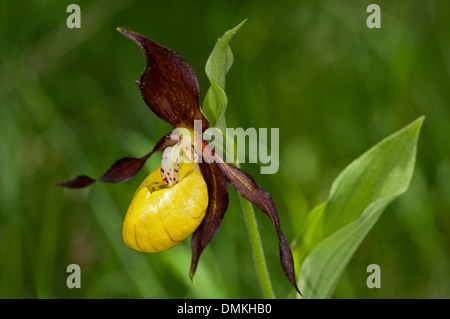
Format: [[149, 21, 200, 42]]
[[58, 27, 301, 295]]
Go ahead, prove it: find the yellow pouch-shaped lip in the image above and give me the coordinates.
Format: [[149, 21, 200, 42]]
[[122, 163, 208, 252]]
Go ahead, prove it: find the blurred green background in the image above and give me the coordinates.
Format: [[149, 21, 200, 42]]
[[0, 0, 449, 298]]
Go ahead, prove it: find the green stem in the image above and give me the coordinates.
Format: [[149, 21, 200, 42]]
[[238, 189, 276, 299]]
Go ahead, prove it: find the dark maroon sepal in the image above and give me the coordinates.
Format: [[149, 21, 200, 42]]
[[190, 160, 229, 279], [117, 28, 209, 131]]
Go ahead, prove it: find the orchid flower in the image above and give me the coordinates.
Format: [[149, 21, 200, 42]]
[[58, 28, 300, 295]]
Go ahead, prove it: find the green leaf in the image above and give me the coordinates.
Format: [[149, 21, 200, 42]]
[[202, 20, 246, 131], [297, 117, 424, 299]]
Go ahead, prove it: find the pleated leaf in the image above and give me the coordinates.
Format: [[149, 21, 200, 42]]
[[202, 20, 246, 130], [297, 117, 424, 298]]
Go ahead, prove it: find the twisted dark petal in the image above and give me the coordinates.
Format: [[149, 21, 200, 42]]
[[57, 175, 95, 189], [218, 162, 301, 295], [117, 28, 209, 131], [190, 160, 229, 279], [57, 133, 177, 189]]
